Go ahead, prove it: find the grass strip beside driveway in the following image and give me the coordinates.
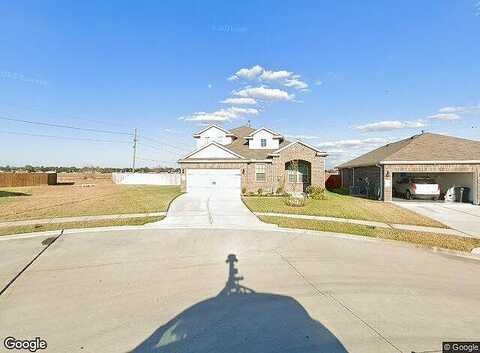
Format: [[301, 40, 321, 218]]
[[259, 216, 480, 253], [243, 191, 445, 228], [0, 216, 164, 237]]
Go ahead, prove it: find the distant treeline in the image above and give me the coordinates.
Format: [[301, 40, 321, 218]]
[[0, 165, 180, 173]]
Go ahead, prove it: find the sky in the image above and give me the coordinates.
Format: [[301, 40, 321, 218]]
[[1, 0, 479, 168]]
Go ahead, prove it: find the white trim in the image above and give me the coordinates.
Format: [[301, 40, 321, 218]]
[[179, 159, 273, 163], [245, 127, 283, 139], [270, 141, 328, 156], [192, 124, 235, 138], [180, 142, 245, 160], [381, 160, 480, 165]]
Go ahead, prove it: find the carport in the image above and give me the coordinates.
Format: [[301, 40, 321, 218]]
[[338, 133, 480, 205]]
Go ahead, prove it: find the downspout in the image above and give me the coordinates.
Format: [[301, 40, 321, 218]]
[[376, 164, 383, 201]]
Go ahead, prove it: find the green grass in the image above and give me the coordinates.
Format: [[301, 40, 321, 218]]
[[260, 216, 480, 253], [0, 216, 164, 237], [0, 184, 182, 222], [243, 191, 445, 228]]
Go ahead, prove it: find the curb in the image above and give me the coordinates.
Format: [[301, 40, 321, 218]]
[[1, 223, 479, 261]]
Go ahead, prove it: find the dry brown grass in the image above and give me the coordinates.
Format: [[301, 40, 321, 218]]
[[0, 173, 181, 222]]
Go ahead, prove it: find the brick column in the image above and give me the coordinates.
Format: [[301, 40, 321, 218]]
[[383, 166, 393, 201]]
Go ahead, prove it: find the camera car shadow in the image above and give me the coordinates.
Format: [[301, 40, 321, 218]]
[[131, 254, 348, 353]]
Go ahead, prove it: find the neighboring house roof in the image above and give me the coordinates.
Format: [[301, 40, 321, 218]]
[[337, 132, 480, 168], [192, 124, 236, 138]]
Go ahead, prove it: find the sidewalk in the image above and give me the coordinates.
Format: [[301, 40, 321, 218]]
[[0, 212, 166, 229], [254, 212, 476, 238]]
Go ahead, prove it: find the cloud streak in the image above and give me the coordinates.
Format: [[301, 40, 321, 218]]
[[234, 86, 294, 101], [355, 120, 426, 132], [181, 107, 259, 122], [229, 65, 309, 91]]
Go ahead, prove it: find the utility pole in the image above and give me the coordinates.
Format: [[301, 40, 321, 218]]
[[132, 128, 137, 173]]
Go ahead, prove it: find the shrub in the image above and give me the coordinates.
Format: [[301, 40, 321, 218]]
[[275, 187, 284, 195], [241, 187, 247, 195], [306, 185, 326, 200], [329, 187, 349, 195], [284, 195, 306, 207], [257, 188, 263, 195]]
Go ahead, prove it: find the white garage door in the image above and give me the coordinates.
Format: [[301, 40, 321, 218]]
[[186, 169, 241, 194]]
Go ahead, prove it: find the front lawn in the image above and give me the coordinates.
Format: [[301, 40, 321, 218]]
[[244, 191, 444, 228], [260, 216, 480, 252], [0, 176, 182, 222]]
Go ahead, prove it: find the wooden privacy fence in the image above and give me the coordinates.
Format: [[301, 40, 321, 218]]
[[325, 173, 341, 189], [0, 172, 57, 187]]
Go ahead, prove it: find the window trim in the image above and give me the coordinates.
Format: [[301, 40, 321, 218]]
[[260, 138, 267, 148], [255, 164, 266, 182]]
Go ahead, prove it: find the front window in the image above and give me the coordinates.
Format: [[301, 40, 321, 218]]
[[287, 161, 310, 183], [260, 138, 267, 147], [255, 164, 266, 182]]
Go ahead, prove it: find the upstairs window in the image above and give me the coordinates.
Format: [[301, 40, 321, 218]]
[[260, 138, 267, 147], [255, 164, 266, 182]]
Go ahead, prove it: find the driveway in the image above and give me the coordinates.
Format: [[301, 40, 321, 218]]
[[153, 191, 275, 229], [1, 228, 479, 353], [394, 199, 480, 237]]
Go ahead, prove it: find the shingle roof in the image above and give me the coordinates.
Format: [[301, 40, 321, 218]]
[[223, 126, 292, 160], [337, 133, 480, 168]]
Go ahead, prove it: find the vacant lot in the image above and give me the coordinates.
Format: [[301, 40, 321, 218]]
[[0, 173, 182, 222], [260, 216, 480, 252], [244, 191, 445, 228]]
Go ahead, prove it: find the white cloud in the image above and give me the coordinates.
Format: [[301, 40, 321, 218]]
[[286, 134, 322, 139], [427, 113, 461, 121], [220, 97, 257, 105], [234, 86, 294, 101], [355, 120, 426, 132], [182, 107, 259, 122], [229, 65, 309, 91], [284, 77, 309, 91], [314, 80, 323, 86], [259, 69, 292, 82], [317, 137, 388, 149], [438, 104, 480, 114], [229, 65, 263, 81], [207, 83, 212, 89]]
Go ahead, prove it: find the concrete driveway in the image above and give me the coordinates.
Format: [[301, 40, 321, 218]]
[[153, 191, 275, 229], [393, 200, 480, 237], [1, 227, 479, 353]]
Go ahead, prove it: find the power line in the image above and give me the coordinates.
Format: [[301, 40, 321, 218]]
[[0, 115, 133, 136], [138, 135, 191, 152], [0, 130, 132, 143]]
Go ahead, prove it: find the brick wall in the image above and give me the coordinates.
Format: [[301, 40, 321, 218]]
[[272, 143, 326, 193]]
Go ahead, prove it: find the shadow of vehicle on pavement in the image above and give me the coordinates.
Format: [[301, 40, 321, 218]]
[[131, 254, 348, 353]]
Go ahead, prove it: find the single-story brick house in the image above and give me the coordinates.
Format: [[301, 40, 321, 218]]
[[337, 132, 480, 205], [178, 125, 327, 194]]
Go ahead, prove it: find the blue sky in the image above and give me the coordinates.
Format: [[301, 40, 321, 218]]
[[1, 0, 479, 168]]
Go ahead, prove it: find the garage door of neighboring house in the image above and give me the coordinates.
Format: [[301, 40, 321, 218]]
[[186, 169, 241, 194]]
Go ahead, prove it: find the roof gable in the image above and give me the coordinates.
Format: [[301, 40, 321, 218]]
[[182, 142, 244, 160], [271, 141, 327, 156], [245, 127, 282, 139], [192, 124, 235, 138]]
